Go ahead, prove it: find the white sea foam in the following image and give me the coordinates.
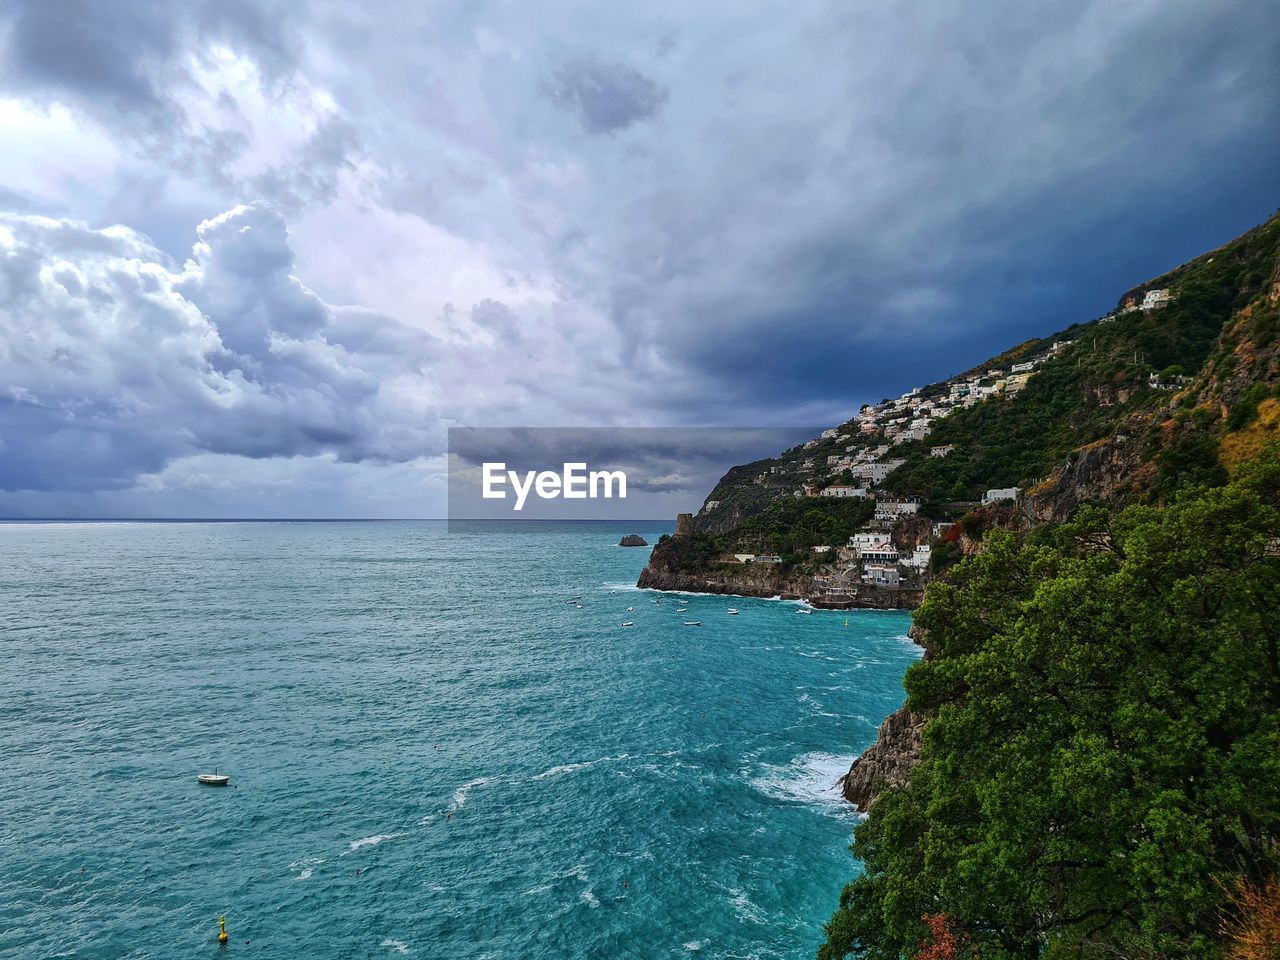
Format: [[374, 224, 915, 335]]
[[579, 888, 600, 908], [450, 775, 499, 810], [290, 856, 323, 880], [684, 941, 705, 952], [531, 753, 631, 781], [727, 887, 767, 925], [349, 833, 403, 851], [750, 752, 860, 818], [381, 938, 410, 954]]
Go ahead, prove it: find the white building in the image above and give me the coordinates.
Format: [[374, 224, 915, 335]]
[[861, 564, 900, 587], [930, 445, 955, 458], [1011, 360, 1036, 373], [903, 544, 932, 568], [874, 499, 922, 522], [983, 487, 1019, 505], [1140, 289, 1174, 311], [821, 485, 868, 499], [850, 460, 905, 484]]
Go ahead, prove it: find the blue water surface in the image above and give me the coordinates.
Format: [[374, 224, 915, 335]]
[[0, 521, 917, 959]]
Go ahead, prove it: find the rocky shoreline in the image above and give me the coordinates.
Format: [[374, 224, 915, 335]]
[[635, 565, 921, 610]]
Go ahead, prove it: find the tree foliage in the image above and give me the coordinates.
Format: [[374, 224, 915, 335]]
[[821, 447, 1280, 959]]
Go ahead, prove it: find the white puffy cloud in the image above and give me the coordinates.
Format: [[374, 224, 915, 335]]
[[0, 204, 429, 492], [0, 201, 656, 500]]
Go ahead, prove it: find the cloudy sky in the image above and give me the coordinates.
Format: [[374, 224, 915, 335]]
[[0, 0, 1277, 518]]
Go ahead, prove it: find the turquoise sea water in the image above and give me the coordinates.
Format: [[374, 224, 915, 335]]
[[0, 521, 917, 959]]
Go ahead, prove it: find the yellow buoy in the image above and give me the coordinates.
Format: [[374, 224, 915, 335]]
[[218, 915, 229, 945]]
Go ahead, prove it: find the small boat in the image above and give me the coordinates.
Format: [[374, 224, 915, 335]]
[[683, 620, 702, 626], [621, 621, 635, 628], [197, 769, 230, 787], [575, 604, 584, 609], [625, 606, 634, 612], [726, 608, 739, 615], [565, 596, 581, 604]]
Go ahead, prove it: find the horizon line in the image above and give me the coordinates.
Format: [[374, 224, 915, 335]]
[[0, 517, 677, 523]]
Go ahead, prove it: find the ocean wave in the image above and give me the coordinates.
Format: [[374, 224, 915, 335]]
[[290, 856, 323, 880], [349, 833, 403, 852], [450, 775, 500, 811], [749, 752, 858, 817], [726, 887, 767, 925], [530, 753, 631, 781], [381, 938, 411, 954]]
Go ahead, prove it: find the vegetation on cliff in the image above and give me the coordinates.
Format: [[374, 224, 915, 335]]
[[819, 449, 1280, 959], [882, 211, 1280, 507]]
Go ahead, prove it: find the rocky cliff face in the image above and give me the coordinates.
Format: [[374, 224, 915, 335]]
[[839, 624, 929, 809], [840, 705, 926, 810], [1025, 430, 1150, 523]]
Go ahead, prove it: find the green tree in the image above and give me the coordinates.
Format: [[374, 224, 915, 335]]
[[821, 447, 1280, 960]]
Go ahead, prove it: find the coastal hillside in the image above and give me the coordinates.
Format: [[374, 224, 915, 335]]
[[640, 210, 1280, 959], [639, 209, 1280, 606]]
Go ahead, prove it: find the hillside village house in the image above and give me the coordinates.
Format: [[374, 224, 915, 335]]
[[874, 498, 922, 521], [1148, 370, 1191, 391], [903, 544, 932, 568], [849, 533, 899, 563], [1011, 360, 1035, 373], [850, 460, 905, 484], [862, 564, 900, 587], [983, 487, 1019, 505], [930, 445, 955, 457], [821, 485, 868, 498], [1140, 288, 1174, 311]]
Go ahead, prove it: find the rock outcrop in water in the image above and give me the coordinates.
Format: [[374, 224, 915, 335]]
[[618, 534, 648, 547], [840, 624, 929, 809], [840, 706, 925, 810]]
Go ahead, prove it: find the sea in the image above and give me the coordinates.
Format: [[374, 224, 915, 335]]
[[0, 521, 918, 959]]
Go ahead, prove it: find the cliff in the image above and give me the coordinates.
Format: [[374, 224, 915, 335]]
[[840, 705, 925, 810], [642, 208, 1280, 814]]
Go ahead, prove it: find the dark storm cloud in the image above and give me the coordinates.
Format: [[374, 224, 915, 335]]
[[601, 0, 1280, 420], [0, 0, 298, 130], [1, 0, 1279, 516], [547, 56, 668, 134]]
